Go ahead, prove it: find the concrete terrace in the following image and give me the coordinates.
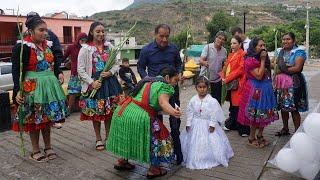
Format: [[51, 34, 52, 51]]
[[1, 62, 319, 180]]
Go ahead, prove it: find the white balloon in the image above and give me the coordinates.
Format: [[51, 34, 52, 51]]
[[299, 162, 320, 180], [290, 132, 318, 162], [304, 113, 320, 140], [276, 148, 300, 173]]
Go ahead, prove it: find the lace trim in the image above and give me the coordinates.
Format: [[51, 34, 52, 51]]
[[16, 40, 53, 48]]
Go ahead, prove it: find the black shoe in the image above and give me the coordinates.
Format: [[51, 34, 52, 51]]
[[175, 160, 183, 165], [176, 156, 183, 165], [225, 120, 237, 130]]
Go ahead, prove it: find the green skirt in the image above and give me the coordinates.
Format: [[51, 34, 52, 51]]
[[106, 102, 151, 163], [16, 70, 68, 125]]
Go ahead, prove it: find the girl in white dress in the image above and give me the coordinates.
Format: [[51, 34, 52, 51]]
[[180, 76, 234, 169]]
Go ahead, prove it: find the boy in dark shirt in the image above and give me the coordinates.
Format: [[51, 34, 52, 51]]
[[119, 58, 137, 94]]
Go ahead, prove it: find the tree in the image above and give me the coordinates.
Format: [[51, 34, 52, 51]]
[[170, 28, 194, 50], [206, 11, 239, 43], [247, 18, 320, 57]]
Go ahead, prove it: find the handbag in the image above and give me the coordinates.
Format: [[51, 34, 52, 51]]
[[226, 79, 239, 90], [225, 53, 239, 91], [199, 44, 210, 78]]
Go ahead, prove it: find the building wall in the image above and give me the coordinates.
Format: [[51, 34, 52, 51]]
[[120, 49, 135, 60], [0, 15, 93, 44], [43, 18, 92, 43], [0, 22, 18, 45], [106, 33, 136, 47]]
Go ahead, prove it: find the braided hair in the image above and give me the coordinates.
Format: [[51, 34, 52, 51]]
[[25, 12, 45, 30], [130, 67, 178, 97]]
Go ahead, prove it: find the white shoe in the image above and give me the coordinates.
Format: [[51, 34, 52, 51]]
[[222, 126, 230, 131], [241, 133, 249, 137], [52, 123, 62, 129]]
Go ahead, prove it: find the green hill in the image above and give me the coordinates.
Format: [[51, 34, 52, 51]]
[[92, 0, 320, 44]]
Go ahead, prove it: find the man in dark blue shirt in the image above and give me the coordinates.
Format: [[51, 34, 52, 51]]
[[138, 24, 183, 165], [137, 36, 182, 77]]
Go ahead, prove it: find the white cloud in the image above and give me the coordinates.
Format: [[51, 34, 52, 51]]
[[1, 0, 134, 16]]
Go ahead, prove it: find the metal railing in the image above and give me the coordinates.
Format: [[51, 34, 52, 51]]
[[0, 37, 17, 45]]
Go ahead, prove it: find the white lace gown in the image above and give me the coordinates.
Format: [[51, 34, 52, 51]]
[[180, 94, 234, 169]]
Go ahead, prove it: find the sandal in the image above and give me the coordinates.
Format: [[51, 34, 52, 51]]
[[52, 123, 62, 129], [29, 151, 48, 163], [147, 167, 167, 179], [95, 140, 104, 151], [44, 148, 57, 160], [275, 128, 290, 136], [257, 135, 270, 148], [114, 159, 136, 171], [247, 138, 260, 148]]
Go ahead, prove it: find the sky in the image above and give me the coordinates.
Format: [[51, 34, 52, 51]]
[[1, 0, 134, 17]]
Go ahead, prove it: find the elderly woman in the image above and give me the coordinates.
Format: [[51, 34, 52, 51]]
[[274, 32, 308, 136], [106, 67, 181, 179], [238, 37, 279, 148]]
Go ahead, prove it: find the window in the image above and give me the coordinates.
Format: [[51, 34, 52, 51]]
[[0, 65, 12, 75], [135, 49, 141, 59], [63, 26, 72, 44], [125, 39, 130, 45], [110, 39, 115, 46], [74, 27, 81, 42]]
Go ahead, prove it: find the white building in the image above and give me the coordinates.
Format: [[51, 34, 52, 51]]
[[105, 33, 142, 64], [106, 33, 137, 48]]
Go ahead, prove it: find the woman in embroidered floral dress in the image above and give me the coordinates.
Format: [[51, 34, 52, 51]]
[[274, 32, 308, 136], [237, 37, 279, 148], [106, 67, 181, 179], [77, 22, 122, 150], [12, 15, 68, 162]]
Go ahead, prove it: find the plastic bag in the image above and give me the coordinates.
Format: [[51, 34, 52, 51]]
[[269, 102, 320, 180]]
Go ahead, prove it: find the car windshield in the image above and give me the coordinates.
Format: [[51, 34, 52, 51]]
[[0, 65, 12, 75]]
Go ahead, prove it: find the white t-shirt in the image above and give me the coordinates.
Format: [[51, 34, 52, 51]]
[[243, 37, 251, 52]]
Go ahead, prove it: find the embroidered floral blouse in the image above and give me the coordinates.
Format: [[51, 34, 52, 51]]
[[11, 36, 58, 104]]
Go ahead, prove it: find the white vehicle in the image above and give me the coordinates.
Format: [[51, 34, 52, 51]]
[[0, 62, 14, 91]]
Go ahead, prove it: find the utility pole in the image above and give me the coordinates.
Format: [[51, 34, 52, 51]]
[[305, 1, 310, 61], [243, 11, 246, 34], [274, 28, 278, 50], [243, 6, 248, 34]]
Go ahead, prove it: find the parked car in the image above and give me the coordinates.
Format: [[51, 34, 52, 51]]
[[60, 57, 71, 70], [0, 62, 14, 91]]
